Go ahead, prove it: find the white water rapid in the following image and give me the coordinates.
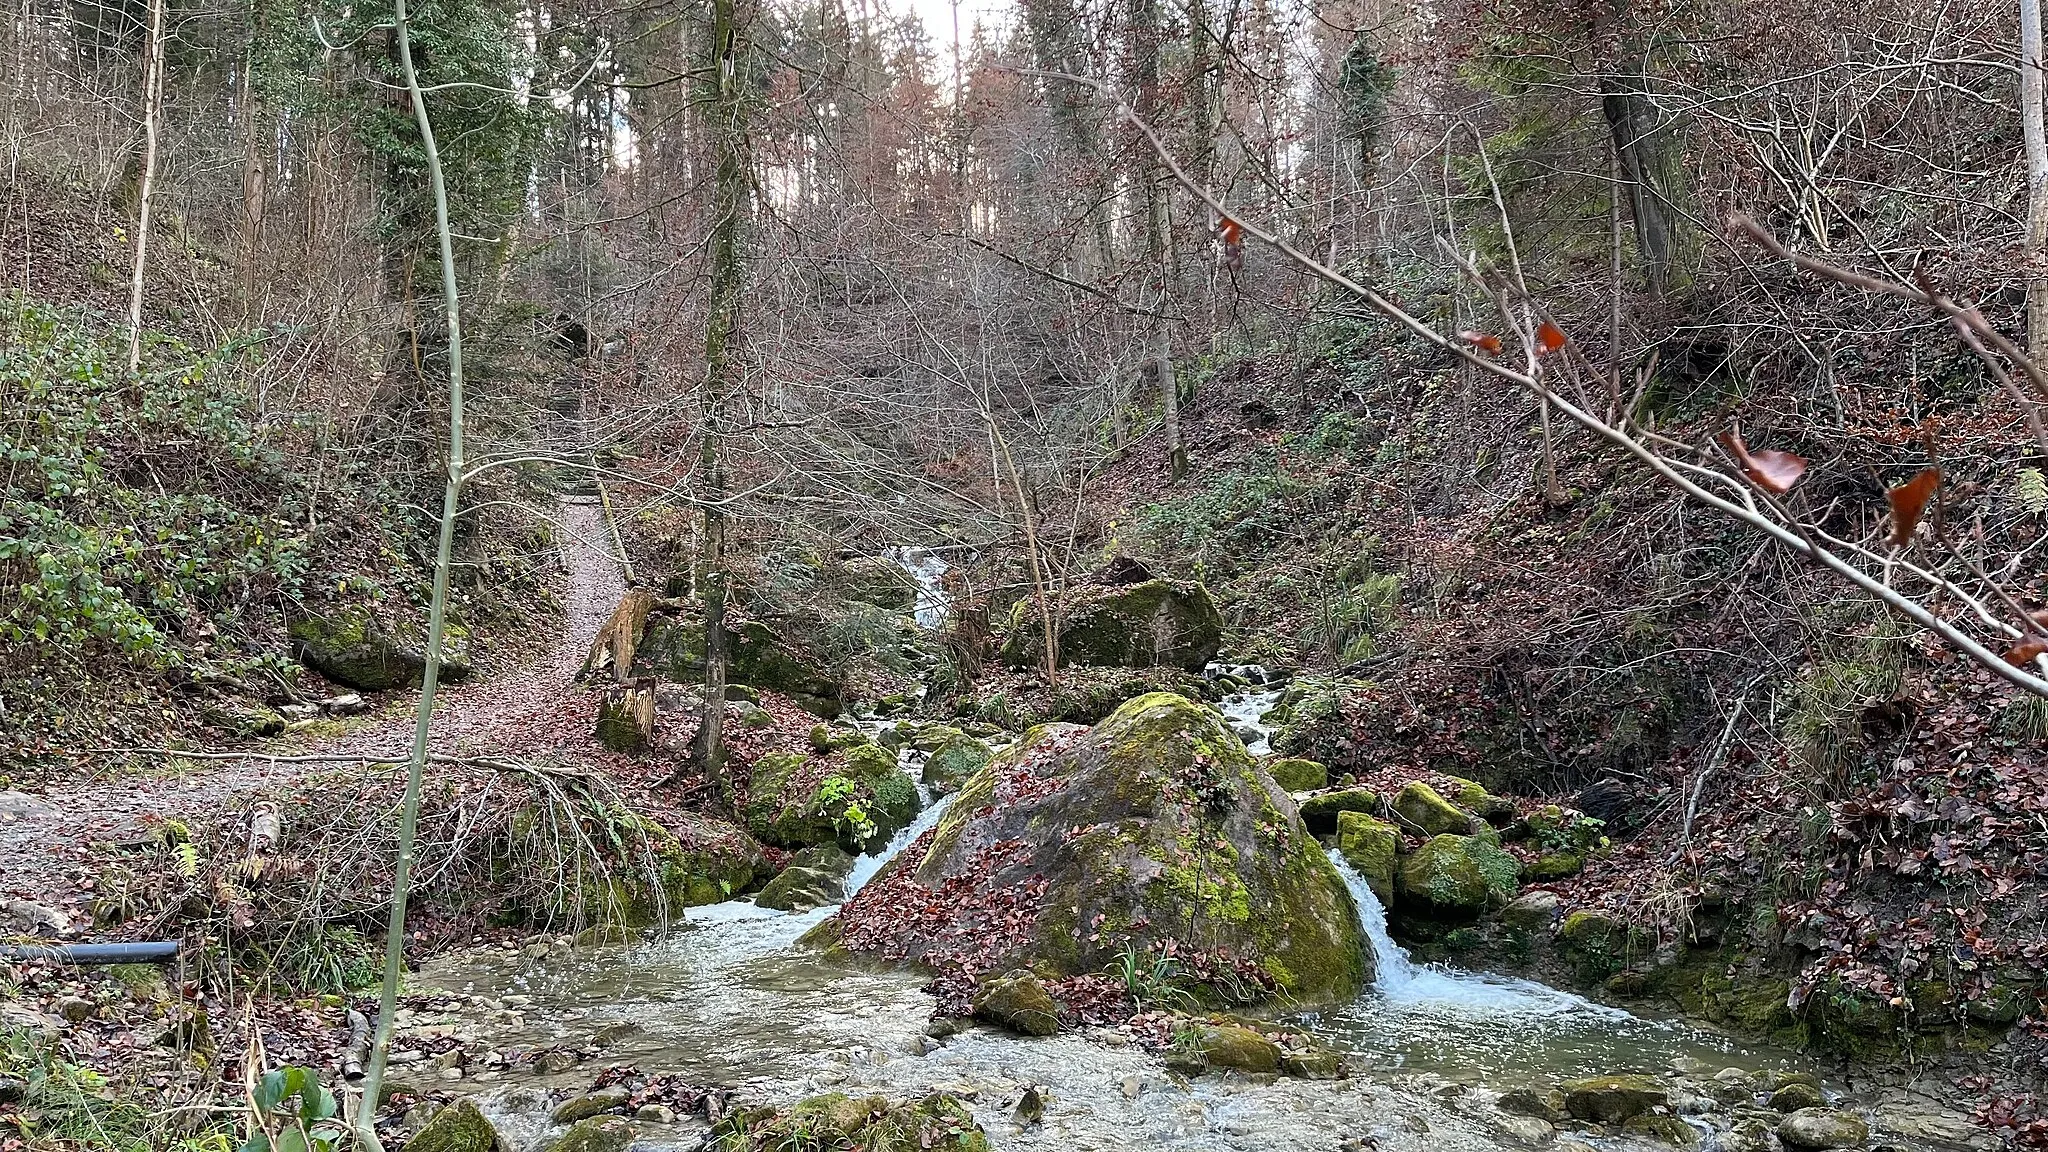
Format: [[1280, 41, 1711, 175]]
[[887, 547, 952, 629], [1328, 848, 1624, 1017], [842, 791, 954, 899]]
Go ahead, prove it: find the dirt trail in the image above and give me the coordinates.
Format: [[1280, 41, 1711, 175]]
[[0, 496, 626, 911]]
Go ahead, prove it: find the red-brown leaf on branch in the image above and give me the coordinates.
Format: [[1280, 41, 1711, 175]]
[[1717, 430, 1809, 495], [1459, 330, 1504, 355], [2003, 638, 2048, 667], [1885, 468, 1942, 547], [1218, 218, 1242, 246], [1536, 321, 1567, 355]]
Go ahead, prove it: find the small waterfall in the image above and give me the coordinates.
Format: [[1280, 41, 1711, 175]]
[[887, 547, 952, 629], [1327, 848, 1625, 1016], [842, 792, 955, 900]]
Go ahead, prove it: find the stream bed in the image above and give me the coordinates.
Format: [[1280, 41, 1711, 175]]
[[393, 667, 1975, 1152]]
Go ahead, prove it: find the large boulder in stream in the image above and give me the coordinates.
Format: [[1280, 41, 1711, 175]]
[[999, 579, 1224, 671], [743, 745, 920, 852], [827, 693, 1371, 1006], [1395, 833, 1519, 918], [405, 1099, 501, 1152]]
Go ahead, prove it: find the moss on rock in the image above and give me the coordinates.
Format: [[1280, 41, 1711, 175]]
[[541, 1116, 635, 1152], [290, 606, 473, 691], [406, 1099, 500, 1152], [742, 747, 920, 852], [1335, 811, 1398, 903], [840, 693, 1370, 1006], [1268, 758, 1328, 792], [922, 729, 994, 796], [970, 969, 1062, 1035], [1299, 788, 1379, 835], [999, 579, 1224, 671], [1393, 782, 1473, 836], [1395, 834, 1518, 917]]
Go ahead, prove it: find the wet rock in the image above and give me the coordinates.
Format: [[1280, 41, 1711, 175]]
[[1498, 1087, 1566, 1122], [839, 695, 1372, 1005], [1494, 1115, 1557, 1146], [551, 1089, 630, 1125], [1499, 890, 1562, 933], [1622, 1115, 1702, 1147], [1279, 1041, 1347, 1080], [634, 1104, 675, 1123], [1770, 1082, 1827, 1112], [1187, 1022, 1283, 1073], [1562, 1075, 1668, 1123], [1120, 1075, 1145, 1099], [1014, 1085, 1047, 1126], [1268, 758, 1328, 792], [1336, 811, 1398, 902], [1777, 1109, 1869, 1149], [1721, 1118, 1776, 1152], [970, 970, 1062, 1036], [542, 1116, 636, 1152], [999, 579, 1225, 671], [1393, 782, 1474, 836], [406, 1099, 500, 1152], [758, 845, 854, 912], [1299, 788, 1379, 836], [1396, 834, 1520, 917]]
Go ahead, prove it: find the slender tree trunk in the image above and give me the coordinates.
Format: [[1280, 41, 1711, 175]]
[[353, 0, 468, 1142], [691, 0, 751, 806], [124, 0, 165, 373], [2023, 0, 2048, 364], [1128, 0, 1183, 481]]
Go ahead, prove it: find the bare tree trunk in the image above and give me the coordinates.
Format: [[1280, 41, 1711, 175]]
[[2023, 0, 2048, 364], [124, 0, 165, 373], [692, 0, 751, 807], [1129, 0, 1184, 481], [354, 0, 469, 1141]]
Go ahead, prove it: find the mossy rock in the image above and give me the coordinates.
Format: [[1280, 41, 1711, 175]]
[[1395, 834, 1518, 918], [1268, 758, 1328, 792], [836, 556, 917, 614], [922, 729, 994, 796], [1623, 1115, 1702, 1147], [1441, 775, 1516, 823], [1393, 782, 1474, 836], [810, 723, 872, 752], [839, 693, 1371, 1006], [568, 813, 766, 925], [406, 1099, 500, 1152], [746, 1092, 986, 1152], [999, 579, 1225, 671], [1562, 1074, 1668, 1123], [742, 747, 920, 851], [1771, 1083, 1827, 1112], [541, 1116, 635, 1152], [1335, 811, 1398, 903], [1527, 852, 1585, 880], [1299, 788, 1379, 835], [290, 607, 473, 691], [638, 611, 841, 716], [1188, 1021, 1283, 1072], [756, 845, 853, 912], [970, 969, 1062, 1035], [1777, 1109, 1870, 1149], [200, 701, 285, 737], [1497, 1086, 1566, 1122], [863, 1093, 990, 1152]]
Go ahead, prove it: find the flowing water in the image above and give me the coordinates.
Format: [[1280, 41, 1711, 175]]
[[888, 547, 952, 630], [400, 659, 1945, 1151]]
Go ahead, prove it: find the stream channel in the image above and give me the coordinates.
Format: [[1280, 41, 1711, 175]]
[[395, 560, 1957, 1152]]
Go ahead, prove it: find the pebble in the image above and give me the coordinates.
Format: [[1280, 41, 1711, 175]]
[[636, 1105, 675, 1123], [438, 1067, 463, 1081], [1121, 1076, 1144, 1100], [434, 1050, 465, 1071]]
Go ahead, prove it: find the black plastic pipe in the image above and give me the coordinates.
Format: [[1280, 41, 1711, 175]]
[[0, 941, 181, 963]]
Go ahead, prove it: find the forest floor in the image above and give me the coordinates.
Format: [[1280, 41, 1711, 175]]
[[0, 498, 627, 919]]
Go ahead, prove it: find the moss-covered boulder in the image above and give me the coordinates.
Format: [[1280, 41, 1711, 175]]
[[970, 969, 1062, 1035], [1562, 1075, 1668, 1123], [1393, 782, 1474, 836], [638, 610, 841, 716], [1187, 1021, 1282, 1072], [1777, 1109, 1869, 1149], [999, 579, 1224, 671], [756, 845, 854, 912], [1395, 834, 1518, 918], [810, 723, 872, 752], [837, 556, 917, 614], [1268, 758, 1328, 792], [1441, 776, 1516, 823], [290, 607, 472, 691], [406, 1099, 500, 1152], [921, 729, 994, 797], [743, 747, 920, 851], [575, 814, 767, 923], [833, 693, 1371, 1005], [542, 1116, 635, 1152], [1335, 811, 1398, 903], [1299, 788, 1379, 835], [1771, 1083, 1827, 1112], [1527, 852, 1585, 880], [734, 1093, 987, 1152]]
